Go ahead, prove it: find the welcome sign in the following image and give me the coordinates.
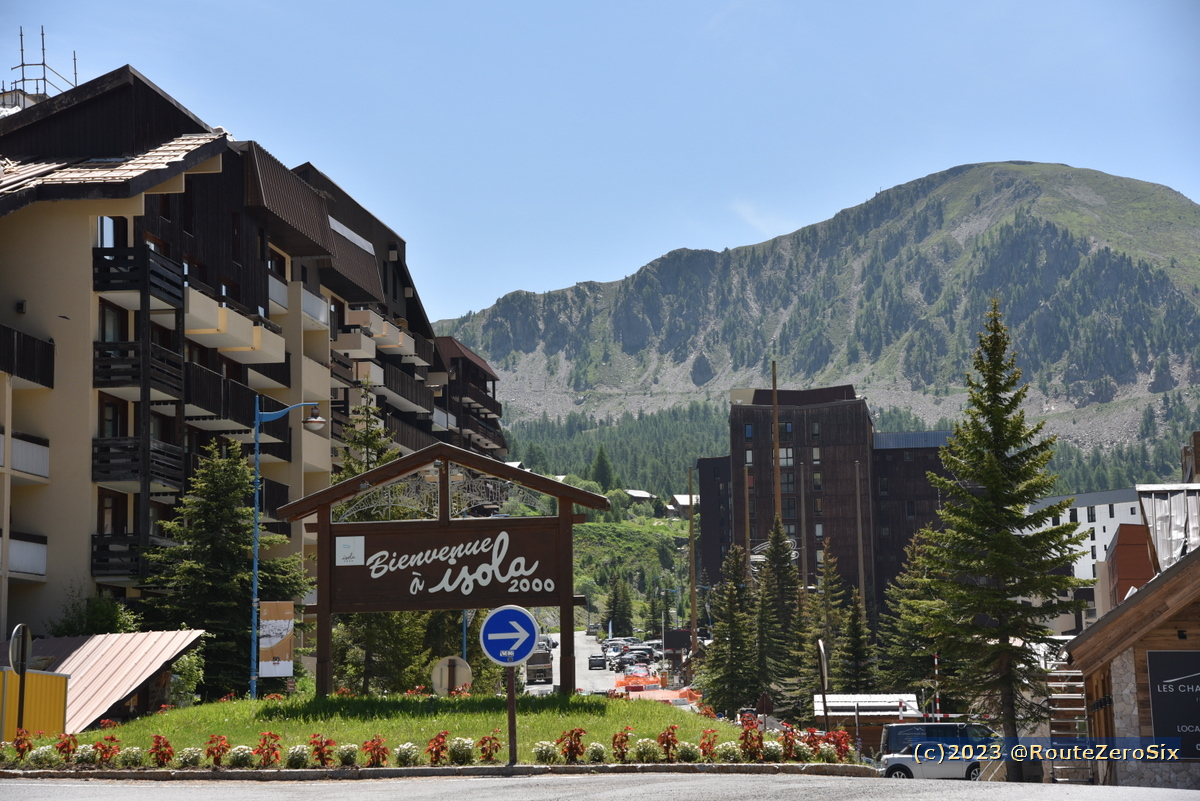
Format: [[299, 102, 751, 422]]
[[329, 517, 561, 612]]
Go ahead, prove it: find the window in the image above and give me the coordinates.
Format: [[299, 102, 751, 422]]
[[782, 497, 796, 520], [1086, 506, 1096, 523], [98, 393, 127, 438], [812, 446, 821, 464], [99, 301, 127, 343], [814, 497, 823, 516], [904, 450, 914, 462], [98, 490, 128, 536], [780, 471, 795, 494], [96, 216, 127, 248], [778, 447, 794, 468], [745, 448, 754, 466], [744, 423, 754, 441], [1130, 506, 1137, 515], [1052, 515, 1060, 526], [812, 472, 823, 492], [1108, 503, 1114, 518], [814, 522, 824, 541], [158, 193, 171, 220], [1069, 509, 1078, 523], [816, 549, 824, 564], [781, 421, 793, 442], [881, 526, 891, 538], [749, 499, 756, 520], [783, 523, 796, 537], [811, 421, 820, 440], [906, 500, 915, 518], [879, 477, 889, 496], [1091, 546, 1096, 559]]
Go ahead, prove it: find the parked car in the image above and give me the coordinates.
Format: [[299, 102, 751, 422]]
[[879, 723, 996, 780], [588, 654, 607, 670]]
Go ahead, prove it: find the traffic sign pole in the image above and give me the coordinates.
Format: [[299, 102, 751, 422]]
[[480, 606, 539, 767]]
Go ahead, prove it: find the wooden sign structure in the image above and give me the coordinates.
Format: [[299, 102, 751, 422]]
[[278, 442, 609, 697]]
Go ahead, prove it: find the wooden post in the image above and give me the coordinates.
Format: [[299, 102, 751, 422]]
[[688, 468, 698, 652], [507, 666, 518, 766], [558, 494, 575, 695], [772, 361, 782, 523], [316, 504, 333, 697]]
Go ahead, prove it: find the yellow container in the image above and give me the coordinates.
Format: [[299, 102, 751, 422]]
[[1, 667, 68, 740]]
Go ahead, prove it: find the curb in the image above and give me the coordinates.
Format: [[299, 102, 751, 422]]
[[0, 762, 879, 781]]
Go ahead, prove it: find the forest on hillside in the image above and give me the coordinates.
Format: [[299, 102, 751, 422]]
[[507, 391, 1200, 500]]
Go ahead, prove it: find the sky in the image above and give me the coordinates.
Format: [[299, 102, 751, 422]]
[[7, 1, 1199, 322]]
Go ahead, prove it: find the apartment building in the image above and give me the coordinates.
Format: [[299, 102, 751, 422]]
[[0, 65, 505, 635], [697, 385, 950, 612]]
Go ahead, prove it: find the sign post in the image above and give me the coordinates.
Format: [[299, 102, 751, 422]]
[[8, 623, 32, 732], [480, 605, 540, 767]]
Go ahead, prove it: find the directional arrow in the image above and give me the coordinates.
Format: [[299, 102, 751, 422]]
[[486, 620, 530, 652]]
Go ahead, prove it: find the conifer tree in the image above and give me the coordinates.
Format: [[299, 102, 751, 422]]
[[755, 517, 799, 691], [145, 441, 311, 699], [831, 588, 875, 693], [695, 545, 759, 717], [589, 444, 617, 492], [606, 574, 634, 636], [772, 588, 817, 724], [916, 298, 1087, 780]]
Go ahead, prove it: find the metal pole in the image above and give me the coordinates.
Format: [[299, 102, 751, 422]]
[[507, 666, 517, 766], [855, 460, 866, 613], [688, 467, 697, 653], [251, 395, 262, 700], [772, 362, 782, 523]]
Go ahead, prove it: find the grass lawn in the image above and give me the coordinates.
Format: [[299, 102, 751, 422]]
[[27, 693, 742, 764]]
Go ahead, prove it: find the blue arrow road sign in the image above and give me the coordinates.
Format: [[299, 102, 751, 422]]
[[479, 605, 540, 666]]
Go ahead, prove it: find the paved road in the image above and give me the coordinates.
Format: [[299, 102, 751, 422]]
[[526, 629, 616, 695], [2, 773, 1196, 801]]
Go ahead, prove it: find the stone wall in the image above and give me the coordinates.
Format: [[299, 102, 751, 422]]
[[1106, 647, 1200, 789]]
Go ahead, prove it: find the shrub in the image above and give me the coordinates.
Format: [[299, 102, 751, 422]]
[[699, 729, 719, 762], [226, 745, 255, 768], [54, 733, 78, 762], [13, 729, 32, 760], [393, 743, 421, 767], [713, 741, 741, 763], [94, 734, 121, 764], [73, 744, 98, 765], [631, 738, 660, 763], [477, 731, 503, 763], [425, 731, 449, 766], [555, 728, 586, 764], [611, 726, 633, 763], [817, 741, 839, 763], [117, 747, 145, 768], [149, 734, 174, 767], [531, 741, 559, 765], [334, 743, 358, 766], [254, 731, 281, 767], [205, 734, 231, 766], [285, 744, 309, 768], [584, 742, 607, 764], [762, 740, 783, 762], [738, 719, 764, 762], [793, 742, 815, 762], [448, 737, 475, 766], [362, 735, 388, 767], [27, 745, 58, 769], [657, 724, 679, 762], [310, 734, 336, 767], [676, 742, 701, 763], [177, 747, 203, 768]]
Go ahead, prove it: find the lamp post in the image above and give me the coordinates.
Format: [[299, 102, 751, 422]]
[[250, 396, 324, 699]]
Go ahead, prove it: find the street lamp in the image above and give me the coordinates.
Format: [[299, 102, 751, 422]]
[[250, 397, 324, 699]]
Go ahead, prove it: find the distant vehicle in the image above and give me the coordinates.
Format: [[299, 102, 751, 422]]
[[537, 634, 558, 650], [586, 623, 600, 635], [526, 649, 553, 684], [588, 654, 606, 670], [879, 723, 996, 780]]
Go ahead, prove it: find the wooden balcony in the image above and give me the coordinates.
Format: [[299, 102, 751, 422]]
[[382, 361, 434, 413], [384, 414, 437, 454], [91, 532, 143, 578], [0, 323, 54, 388], [93, 341, 184, 402], [398, 328, 435, 366], [92, 437, 185, 493], [93, 245, 185, 310]]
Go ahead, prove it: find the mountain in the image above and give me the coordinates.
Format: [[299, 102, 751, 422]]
[[435, 162, 1200, 453]]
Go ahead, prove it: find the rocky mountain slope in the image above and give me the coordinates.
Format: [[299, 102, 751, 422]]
[[436, 162, 1200, 450]]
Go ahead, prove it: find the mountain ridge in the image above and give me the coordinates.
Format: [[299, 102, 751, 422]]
[[435, 161, 1200, 451]]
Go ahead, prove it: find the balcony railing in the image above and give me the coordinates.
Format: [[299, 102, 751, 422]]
[[249, 353, 291, 388], [92, 437, 185, 490], [0, 323, 54, 388], [93, 245, 186, 309], [0, 429, 50, 477], [224, 380, 290, 442], [93, 341, 184, 399], [460, 383, 502, 418], [384, 414, 437, 453], [301, 286, 329, 327], [91, 532, 142, 578], [461, 414, 508, 451], [184, 361, 224, 417], [384, 361, 434, 412], [4, 530, 47, 576], [400, 328, 435, 366], [255, 477, 290, 521]]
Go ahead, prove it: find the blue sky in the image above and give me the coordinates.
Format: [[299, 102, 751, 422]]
[[9, 1, 1199, 322]]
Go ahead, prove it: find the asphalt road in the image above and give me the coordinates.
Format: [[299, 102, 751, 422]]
[[2, 773, 1197, 801], [526, 629, 617, 696]]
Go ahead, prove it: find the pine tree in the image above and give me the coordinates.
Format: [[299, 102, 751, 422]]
[[876, 535, 941, 694], [916, 298, 1088, 780], [754, 516, 799, 691], [695, 545, 759, 717], [145, 441, 311, 699], [831, 588, 875, 692], [606, 574, 634, 636], [589, 444, 617, 492], [772, 588, 816, 724]]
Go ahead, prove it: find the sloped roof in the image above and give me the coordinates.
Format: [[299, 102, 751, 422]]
[[2, 630, 204, 733], [435, 336, 498, 381]]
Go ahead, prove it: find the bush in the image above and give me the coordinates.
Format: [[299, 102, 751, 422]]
[[27, 745, 59, 769], [676, 742, 701, 763], [226, 745, 255, 768], [393, 743, 420, 767], [631, 738, 660, 763], [285, 744, 309, 768], [817, 741, 838, 763], [334, 743, 358, 766], [793, 741, 814, 762], [762, 741, 783, 762], [117, 747, 145, 768], [584, 742, 607, 763], [448, 737, 475, 766], [177, 747, 203, 767], [531, 741, 559, 764], [73, 745, 98, 765], [713, 741, 741, 763]]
